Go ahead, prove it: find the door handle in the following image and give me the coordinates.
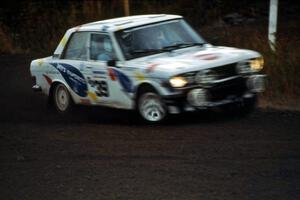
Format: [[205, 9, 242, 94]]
[[86, 64, 93, 69]]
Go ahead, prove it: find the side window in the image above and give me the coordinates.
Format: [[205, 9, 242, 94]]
[[90, 34, 116, 61], [63, 32, 89, 60]]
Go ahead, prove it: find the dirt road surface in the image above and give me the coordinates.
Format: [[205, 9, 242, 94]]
[[1, 55, 300, 200]]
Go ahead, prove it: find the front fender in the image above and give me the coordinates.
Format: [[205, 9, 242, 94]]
[[134, 78, 175, 99]]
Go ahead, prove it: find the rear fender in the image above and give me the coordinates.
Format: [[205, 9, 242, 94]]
[[48, 80, 78, 105]]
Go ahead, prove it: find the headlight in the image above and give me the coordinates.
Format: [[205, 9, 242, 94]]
[[250, 57, 264, 72], [236, 61, 252, 74], [169, 76, 188, 88]]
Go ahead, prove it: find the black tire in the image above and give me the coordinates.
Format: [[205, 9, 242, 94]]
[[137, 92, 167, 123], [52, 83, 73, 114]]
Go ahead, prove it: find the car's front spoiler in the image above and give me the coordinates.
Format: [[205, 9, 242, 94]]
[[165, 92, 257, 114], [162, 74, 265, 114]]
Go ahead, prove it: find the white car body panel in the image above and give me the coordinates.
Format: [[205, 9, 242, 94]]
[[30, 14, 265, 113]]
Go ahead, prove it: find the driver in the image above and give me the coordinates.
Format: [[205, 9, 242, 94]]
[[97, 37, 114, 61], [157, 30, 168, 48]]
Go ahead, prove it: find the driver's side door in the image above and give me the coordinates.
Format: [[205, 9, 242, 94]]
[[84, 32, 121, 107]]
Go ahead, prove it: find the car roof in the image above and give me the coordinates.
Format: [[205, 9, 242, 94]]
[[76, 14, 183, 32], [54, 14, 183, 57]]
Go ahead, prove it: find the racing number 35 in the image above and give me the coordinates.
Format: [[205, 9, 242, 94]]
[[87, 78, 109, 97]]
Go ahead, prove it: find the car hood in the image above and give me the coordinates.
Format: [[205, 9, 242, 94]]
[[128, 45, 261, 77]]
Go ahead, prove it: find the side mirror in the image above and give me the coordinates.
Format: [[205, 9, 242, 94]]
[[107, 60, 116, 67]]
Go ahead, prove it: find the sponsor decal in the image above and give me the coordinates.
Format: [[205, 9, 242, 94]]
[[87, 77, 109, 97], [37, 59, 44, 66], [108, 68, 117, 81], [134, 72, 145, 81], [43, 74, 52, 85], [88, 91, 98, 101], [194, 53, 220, 60], [59, 36, 67, 48], [80, 99, 91, 105], [145, 63, 158, 73], [109, 68, 133, 93], [50, 63, 88, 97]]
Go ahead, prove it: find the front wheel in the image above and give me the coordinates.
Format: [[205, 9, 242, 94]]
[[53, 83, 73, 114], [137, 92, 167, 123]]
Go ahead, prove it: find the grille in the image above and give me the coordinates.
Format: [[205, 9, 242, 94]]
[[183, 63, 238, 86], [209, 77, 247, 101], [213, 63, 238, 79]]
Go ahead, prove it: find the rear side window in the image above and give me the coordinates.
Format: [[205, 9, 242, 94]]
[[63, 32, 89, 60]]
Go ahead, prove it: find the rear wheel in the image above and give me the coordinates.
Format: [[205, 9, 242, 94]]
[[137, 92, 167, 123], [53, 83, 73, 114]]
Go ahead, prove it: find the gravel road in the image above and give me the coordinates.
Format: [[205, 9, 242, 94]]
[[0, 55, 300, 200]]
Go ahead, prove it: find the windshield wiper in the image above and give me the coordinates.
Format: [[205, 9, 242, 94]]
[[130, 48, 168, 55], [130, 42, 205, 55], [162, 42, 205, 51]]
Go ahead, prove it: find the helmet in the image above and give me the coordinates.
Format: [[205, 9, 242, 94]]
[[103, 37, 112, 52]]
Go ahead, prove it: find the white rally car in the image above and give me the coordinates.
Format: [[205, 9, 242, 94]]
[[30, 14, 266, 122]]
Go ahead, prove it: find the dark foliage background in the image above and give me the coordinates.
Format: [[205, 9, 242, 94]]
[[0, 0, 298, 54]]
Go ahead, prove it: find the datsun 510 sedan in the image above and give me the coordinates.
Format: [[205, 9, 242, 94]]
[[30, 14, 266, 122]]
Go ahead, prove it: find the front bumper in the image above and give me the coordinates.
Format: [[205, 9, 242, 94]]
[[162, 74, 266, 113]]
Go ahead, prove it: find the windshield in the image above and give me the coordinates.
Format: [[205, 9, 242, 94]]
[[115, 19, 205, 60]]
